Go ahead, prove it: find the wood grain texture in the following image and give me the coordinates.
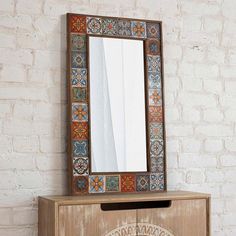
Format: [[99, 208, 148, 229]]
[[40, 191, 210, 205], [137, 199, 208, 236], [38, 191, 211, 236], [38, 197, 58, 236], [59, 204, 136, 236]]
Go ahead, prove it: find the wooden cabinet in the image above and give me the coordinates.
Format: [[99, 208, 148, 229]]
[[38, 191, 210, 236]]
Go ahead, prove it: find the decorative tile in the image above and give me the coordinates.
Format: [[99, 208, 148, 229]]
[[70, 15, 86, 33], [89, 175, 105, 193], [148, 72, 161, 89], [149, 89, 162, 106], [151, 155, 164, 173], [72, 122, 88, 140], [72, 103, 88, 122], [73, 176, 88, 193], [147, 55, 161, 73], [71, 34, 86, 52], [146, 39, 160, 55], [71, 68, 87, 87], [150, 139, 164, 158], [150, 173, 165, 191], [73, 157, 89, 176], [149, 106, 163, 123], [87, 17, 102, 34], [71, 52, 86, 68], [72, 140, 88, 157], [105, 175, 120, 192], [117, 20, 131, 36], [150, 123, 163, 140], [136, 175, 150, 192], [147, 22, 160, 39], [102, 18, 118, 35], [131, 21, 146, 38], [72, 87, 87, 102], [121, 175, 136, 192]]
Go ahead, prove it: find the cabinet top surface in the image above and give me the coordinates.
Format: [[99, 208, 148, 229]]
[[39, 191, 210, 205]]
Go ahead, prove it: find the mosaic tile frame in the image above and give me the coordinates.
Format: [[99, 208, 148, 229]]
[[67, 13, 166, 195]]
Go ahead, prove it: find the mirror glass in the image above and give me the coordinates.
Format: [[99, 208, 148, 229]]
[[89, 36, 147, 173]]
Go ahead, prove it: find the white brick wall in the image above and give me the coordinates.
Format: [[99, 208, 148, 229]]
[[0, 0, 235, 235]]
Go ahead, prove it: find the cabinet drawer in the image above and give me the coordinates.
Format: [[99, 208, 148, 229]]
[[137, 199, 208, 236], [38, 192, 210, 236], [58, 204, 136, 236]]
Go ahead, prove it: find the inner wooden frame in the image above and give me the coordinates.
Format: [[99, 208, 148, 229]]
[[67, 13, 166, 195]]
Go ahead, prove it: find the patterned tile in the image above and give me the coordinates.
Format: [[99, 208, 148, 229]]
[[72, 122, 88, 140], [89, 175, 105, 193], [71, 68, 87, 87], [72, 140, 88, 157], [72, 87, 87, 102], [150, 156, 164, 173], [73, 176, 88, 194], [146, 39, 160, 55], [87, 17, 102, 34], [105, 175, 120, 192], [150, 139, 164, 158], [71, 34, 86, 52], [70, 15, 86, 33], [136, 175, 150, 192], [131, 21, 146, 38], [71, 51, 86, 68], [150, 123, 163, 140], [148, 72, 161, 89], [72, 103, 88, 122], [147, 55, 161, 73], [102, 18, 118, 35], [73, 157, 89, 176], [149, 89, 162, 106], [121, 175, 136, 192], [117, 20, 131, 36], [147, 22, 160, 39], [149, 106, 163, 123], [150, 173, 165, 191]]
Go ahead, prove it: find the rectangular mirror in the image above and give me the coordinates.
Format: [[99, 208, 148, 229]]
[[67, 13, 166, 195], [89, 36, 147, 173]]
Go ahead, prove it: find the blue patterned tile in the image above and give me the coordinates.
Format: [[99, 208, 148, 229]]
[[147, 55, 161, 73], [150, 155, 164, 173], [148, 72, 161, 89], [146, 39, 160, 55], [71, 68, 87, 87], [87, 17, 102, 34], [117, 20, 131, 36], [150, 123, 163, 140], [131, 21, 146, 38], [150, 139, 164, 158], [71, 34, 86, 51], [71, 51, 86, 68], [89, 175, 105, 193], [73, 176, 88, 193], [147, 22, 161, 39], [72, 87, 87, 103], [150, 173, 165, 191], [136, 175, 150, 192], [72, 140, 88, 157], [105, 175, 120, 192], [72, 103, 88, 122], [102, 18, 118, 35]]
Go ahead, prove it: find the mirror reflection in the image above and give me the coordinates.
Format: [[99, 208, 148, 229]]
[[89, 36, 147, 173]]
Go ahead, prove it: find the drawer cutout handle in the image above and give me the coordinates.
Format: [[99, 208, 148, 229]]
[[101, 200, 171, 211]]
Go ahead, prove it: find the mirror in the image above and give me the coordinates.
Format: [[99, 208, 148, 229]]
[[89, 36, 147, 173]]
